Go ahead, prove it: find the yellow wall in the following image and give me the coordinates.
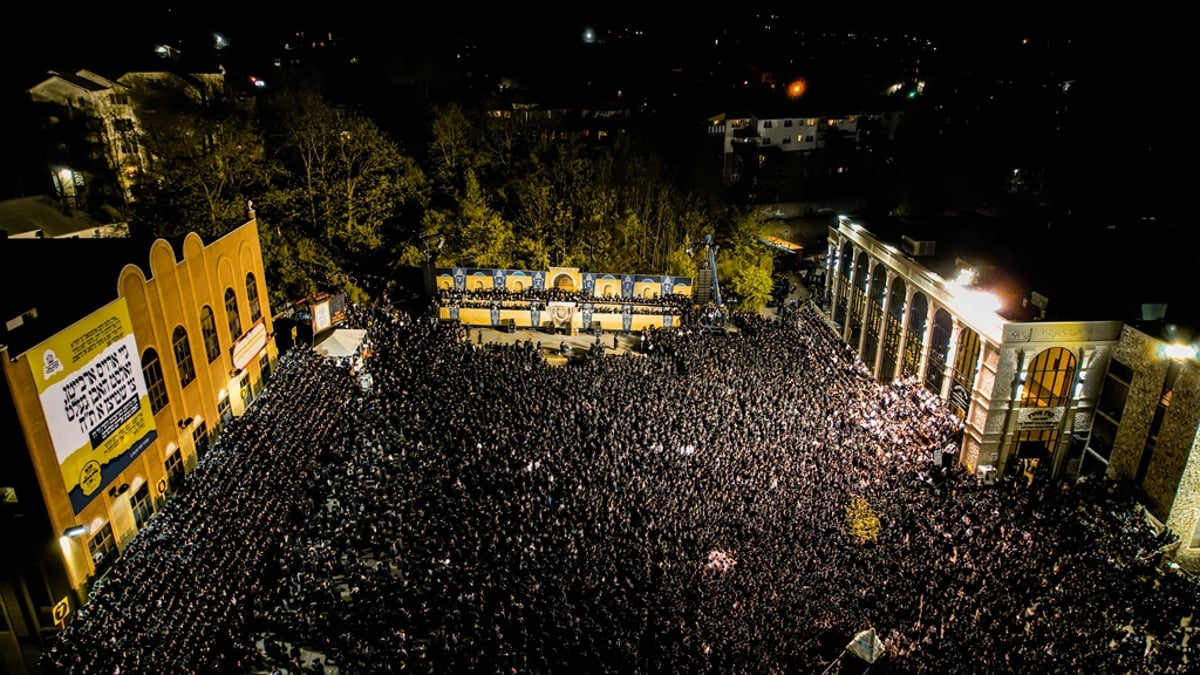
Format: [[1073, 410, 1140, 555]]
[[4, 217, 275, 596]]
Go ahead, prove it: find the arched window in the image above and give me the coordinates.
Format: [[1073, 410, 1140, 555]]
[[172, 325, 195, 388], [200, 306, 221, 363], [246, 272, 262, 322], [224, 288, 242, 342], [142, 348, 169, 414]]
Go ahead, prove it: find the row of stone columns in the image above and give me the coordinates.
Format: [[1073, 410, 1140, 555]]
[[824, 238, 964, 393]]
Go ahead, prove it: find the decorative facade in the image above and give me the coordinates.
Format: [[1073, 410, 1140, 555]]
[[822, 215, 1200, 570], [0, 216, 275, 674], [435, 266, 694, 333]]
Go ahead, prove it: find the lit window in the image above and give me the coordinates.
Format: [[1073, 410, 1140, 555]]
[[245, 273, 262, 322], [224, 288, 242, 341], [193, 421, 210, 459], [141, 349, 169, 414], [200, 306, 221, 363], [165, 450, 185, 494], [131, 482, 153, 530], [172, 326, 195, 388]]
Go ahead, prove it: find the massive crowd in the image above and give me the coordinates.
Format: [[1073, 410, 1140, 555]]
[[41, 300, 1200, 674]]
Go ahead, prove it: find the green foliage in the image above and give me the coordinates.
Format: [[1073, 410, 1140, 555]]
[[845, 496, 882, 544], [125, 78, 742, 307], [729, 265, 774, 313], [666, 240, 699, 279], [132, 106, 276, 239]]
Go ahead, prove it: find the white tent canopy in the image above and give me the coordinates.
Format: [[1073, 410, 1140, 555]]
[[313, 328, 366, 359]]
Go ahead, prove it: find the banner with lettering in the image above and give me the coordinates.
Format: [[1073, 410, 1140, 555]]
[[621, 274, 635, 298], [25, 298, 158, 514], [582, 273, 596, 295]]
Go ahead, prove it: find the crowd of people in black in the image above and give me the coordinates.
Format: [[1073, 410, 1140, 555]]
[[41, 299, 1200, 674]]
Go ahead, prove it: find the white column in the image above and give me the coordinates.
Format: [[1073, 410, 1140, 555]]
[[842, 248, 859, 342], [917, 303, 937, 384], [941, 317, 963, 401], [894, 284, 915, 382], [826, 240, 841, 318], [872, 270, 896, 378], [857, 263, 877, 355]]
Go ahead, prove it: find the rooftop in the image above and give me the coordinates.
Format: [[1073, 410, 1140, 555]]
[[0, 195, 114, 238], [0, 235, 154, 358], [840, 212, 1200, 340]]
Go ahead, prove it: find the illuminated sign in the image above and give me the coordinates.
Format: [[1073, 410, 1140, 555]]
[[1015, 406, 1065, 431], [231, 319, 268, 371], [312, 300, 332, 334], [26, 298, 157, 514]]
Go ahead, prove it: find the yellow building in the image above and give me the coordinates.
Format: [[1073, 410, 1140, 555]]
[[0, 216, 275, 674]]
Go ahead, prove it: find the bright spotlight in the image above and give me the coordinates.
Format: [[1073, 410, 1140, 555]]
[[1162, 343, 1198, 361]]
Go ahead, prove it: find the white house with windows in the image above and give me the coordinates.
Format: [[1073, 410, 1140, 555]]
[[26, 69, 228, 212], [708, 109, 903, 183]]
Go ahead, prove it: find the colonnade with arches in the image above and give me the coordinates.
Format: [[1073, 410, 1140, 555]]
[[820, 219, 1123, 479], [824, 236, 986, 423]]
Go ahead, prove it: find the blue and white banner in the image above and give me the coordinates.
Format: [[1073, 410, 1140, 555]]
[[662, 276, 675, 296], [450, 306, 460, 322], [493, 268, 507, 291], [621, 274, 634, 298], [582, 273, 596, 295], [621, 304, 633, 332], [532, 270, 546, 291], [453, 267, 466, 291], [581, 303, 593, 328], [664, 314, 673, 328], [490, 303, 500, 327]]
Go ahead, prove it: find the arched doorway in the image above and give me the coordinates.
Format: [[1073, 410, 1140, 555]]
[[553, 274, 576, 292], [924, 308, 953, 395], [1013, 347, 1077, 480], [861, 264, 887, 372], [879, 278, 906, 383], [834, 242, 854, 325], [901, 293, 928, 381], [847, 252, 870, 347], [948, 327, 982, 420]]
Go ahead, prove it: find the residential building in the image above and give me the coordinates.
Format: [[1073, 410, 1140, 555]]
[[708, 108, 902, 184], [26, 69, 229, 214], [0, 196, 127, 239]]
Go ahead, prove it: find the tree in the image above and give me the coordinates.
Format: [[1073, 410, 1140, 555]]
[[456, 169, 514, 268], [428, 102, 483, 194], [133, 106, 275, 239], [729, 264, 773, 313], [665, 239, 699, 279], [265, 87, 429, 295], [845, 496, 882, 544]]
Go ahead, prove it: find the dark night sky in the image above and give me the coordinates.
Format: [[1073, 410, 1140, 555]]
[[4, 3, 1187, 84]]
